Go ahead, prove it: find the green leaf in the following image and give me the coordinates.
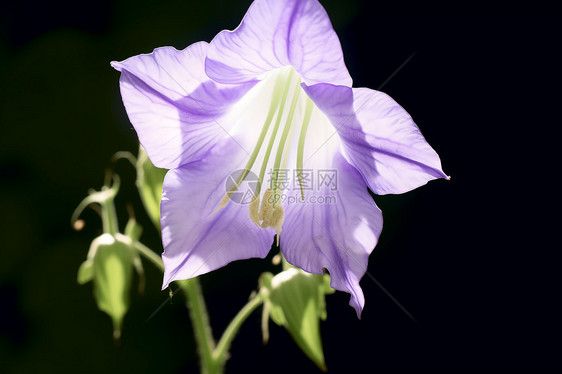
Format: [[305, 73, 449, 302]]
[[261, 268, 332, 371], [136, 146, 167, 230], [91, 234, 134, 341]]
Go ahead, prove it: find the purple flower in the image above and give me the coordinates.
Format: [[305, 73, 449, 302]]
[[111, 0, 447, 317]]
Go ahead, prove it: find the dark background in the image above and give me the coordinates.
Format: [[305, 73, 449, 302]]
[[0, 0, 559, 372]]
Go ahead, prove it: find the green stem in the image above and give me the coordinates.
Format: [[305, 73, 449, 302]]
[[133, 241, 164, 272], [213, 294, 264, 364], [100, 175, 120, 235], [101, 197, 119, 235], [134, 242, 262, 374], [178, 279, 219, 374], [134, 243, 217, 373]]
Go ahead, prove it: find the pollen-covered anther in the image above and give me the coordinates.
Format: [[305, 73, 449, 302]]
[[258, 188, 275, 225], [250, 188, 284, 245], [271, 205, 284, 246], [249, 195, 260, 225]]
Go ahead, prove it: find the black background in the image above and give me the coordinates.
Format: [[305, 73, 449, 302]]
[[0, 0, 559, 372]]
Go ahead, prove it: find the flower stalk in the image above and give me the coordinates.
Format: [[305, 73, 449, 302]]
[[71, 174, 121, 235], [178, 279, 218, 374], [134, 242, 263, 374], [213, 293, 264, 368], [101, 193, 119, 235]]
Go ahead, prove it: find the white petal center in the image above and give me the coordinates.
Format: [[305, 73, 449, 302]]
[[216, 66, 341, 242]]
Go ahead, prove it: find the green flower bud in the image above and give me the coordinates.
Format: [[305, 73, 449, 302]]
[[88, 233, 134, 341]]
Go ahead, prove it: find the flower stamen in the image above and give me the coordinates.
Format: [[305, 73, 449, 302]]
[[256, 188, 284, 246], [250, 68, 302, 245], [296, 98, 314, 199], [270, 74, 301, 196], [256, 68, 296, 198], [212, 66, 305, 247], [209, 69, 288, 217]]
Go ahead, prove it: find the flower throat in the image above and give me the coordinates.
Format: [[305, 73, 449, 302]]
[[212, 67, 314, 245]]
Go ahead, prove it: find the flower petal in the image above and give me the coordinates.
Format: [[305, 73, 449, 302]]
[[160, 138, 274, 288], [111, 42, 256, 169], [302, 83, 448, 194], [281, 151, 382, 317], [206, 0, 351, 87]]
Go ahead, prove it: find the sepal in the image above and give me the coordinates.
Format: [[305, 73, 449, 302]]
[[260, 268, 333, 371], [77, 260, 94, 284]]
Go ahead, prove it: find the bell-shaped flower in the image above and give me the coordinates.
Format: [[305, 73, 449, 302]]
[[111, 0, 447, 317]]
